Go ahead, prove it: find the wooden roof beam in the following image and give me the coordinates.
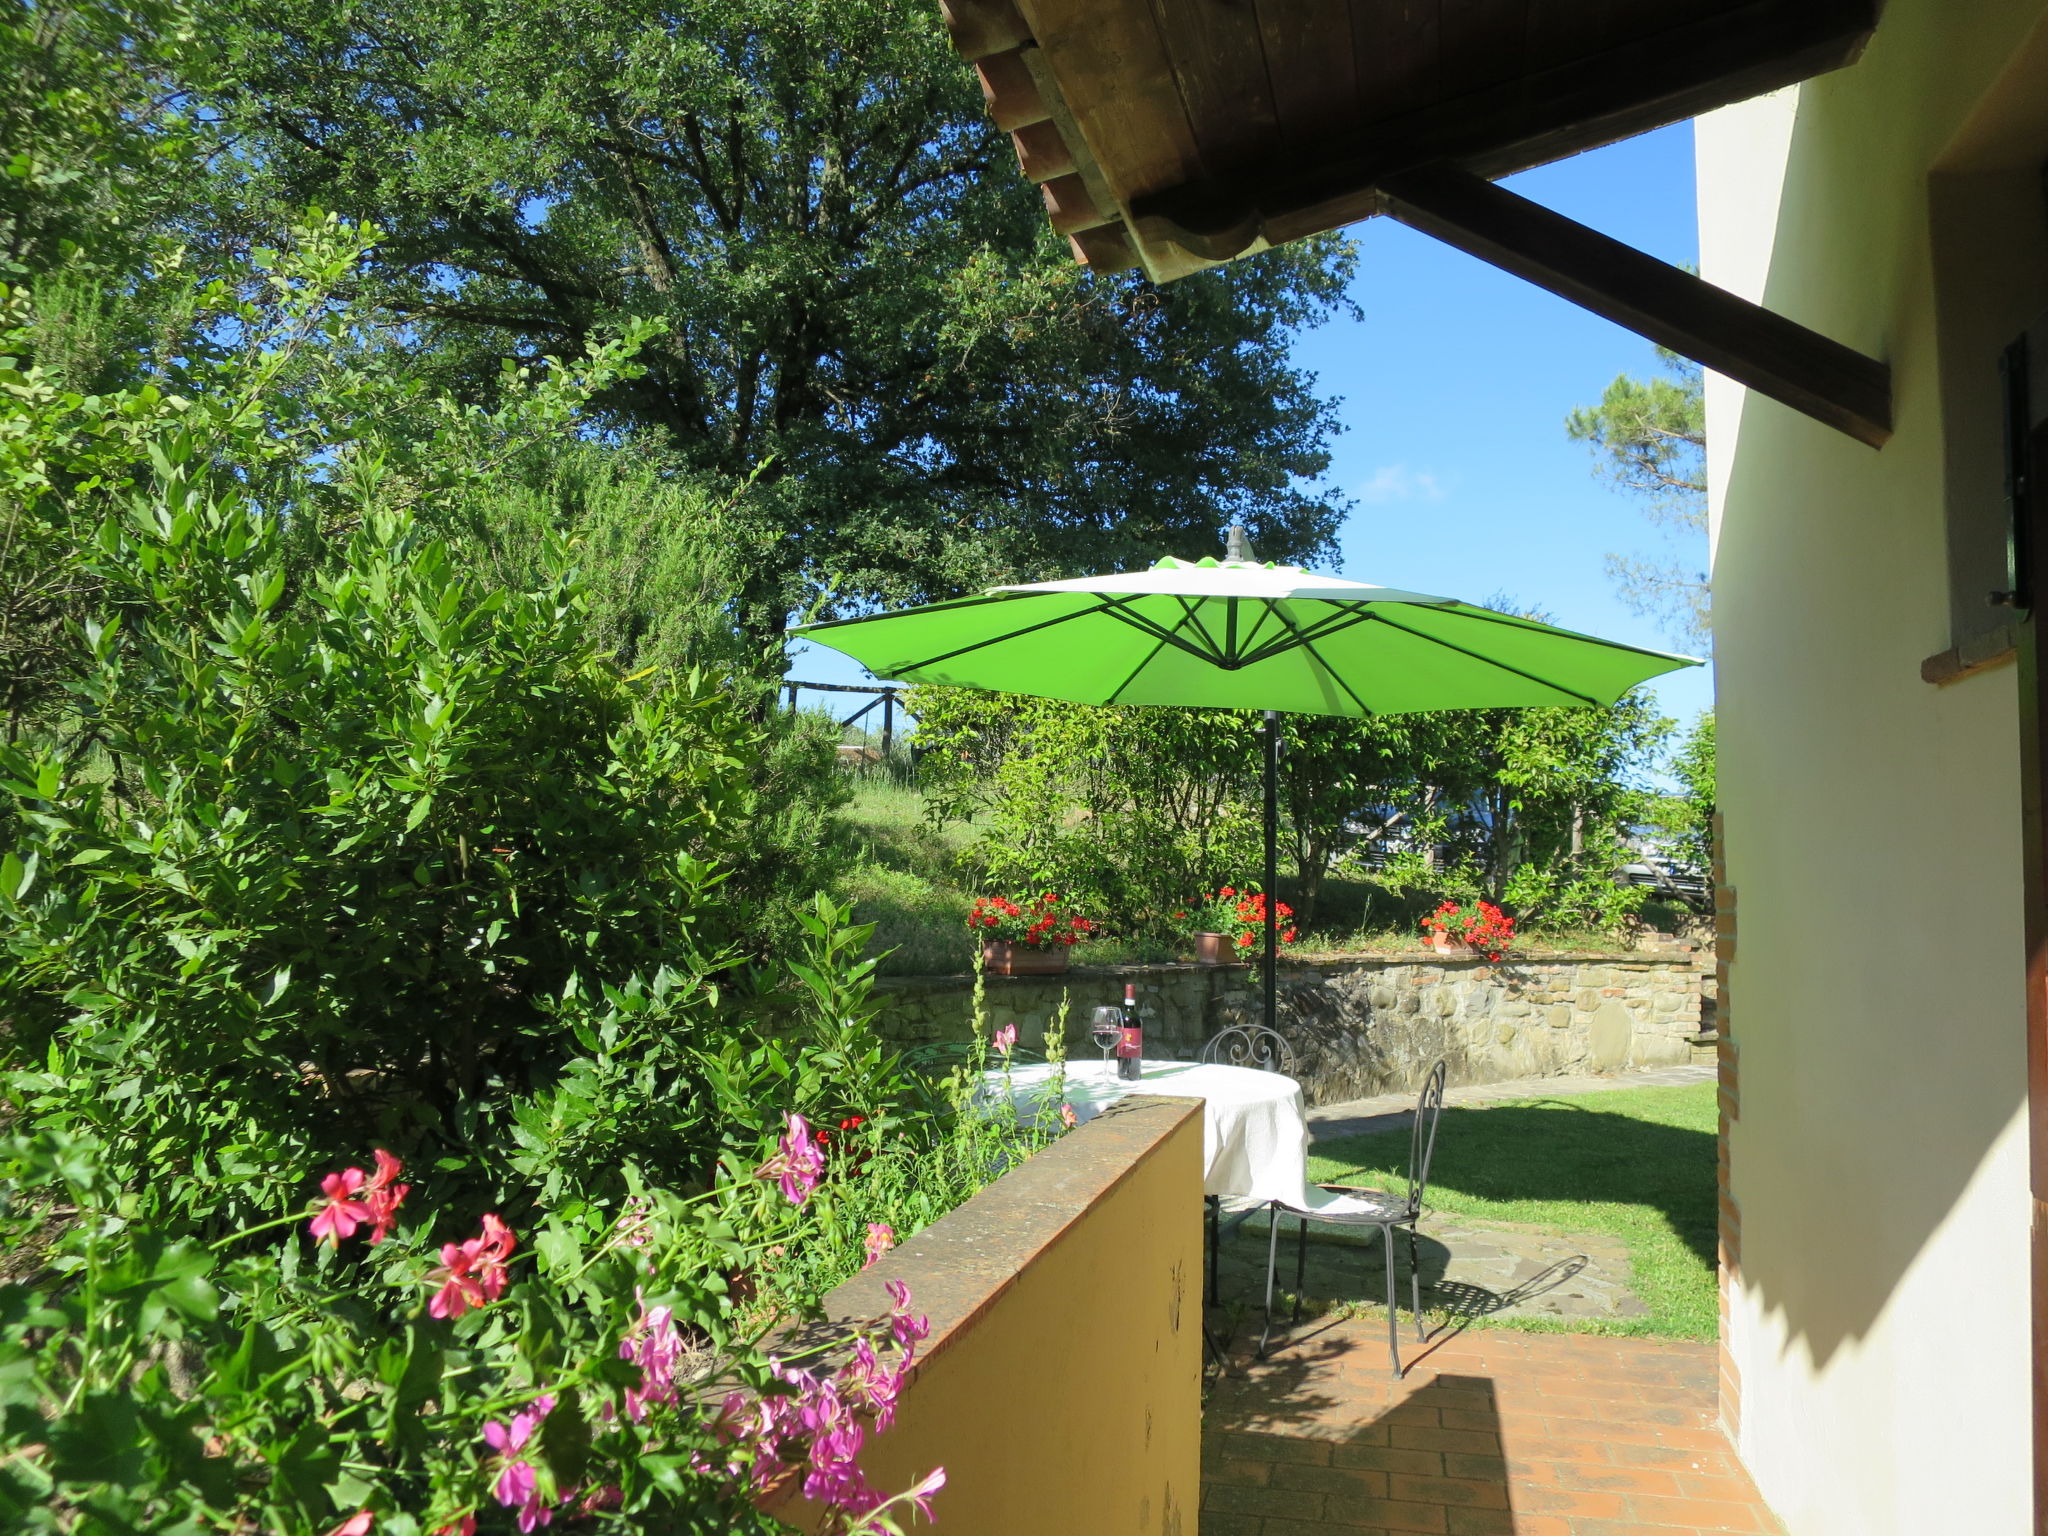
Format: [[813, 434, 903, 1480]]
[[1123, 0, 1876, 267], [1011, 120, 1075, 183], [975, 48, 1051, 132], [1379, 163, 1891, 448], [939, 0, 1032, 63]]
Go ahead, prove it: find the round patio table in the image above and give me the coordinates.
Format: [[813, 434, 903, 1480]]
[[988, 1058, 1308, 1204]]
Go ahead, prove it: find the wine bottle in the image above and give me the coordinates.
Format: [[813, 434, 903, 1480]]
[[1117, 982, 1143, 1080]]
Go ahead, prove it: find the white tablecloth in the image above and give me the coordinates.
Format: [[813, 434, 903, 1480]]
[[988, 1058, 1308, 1204]]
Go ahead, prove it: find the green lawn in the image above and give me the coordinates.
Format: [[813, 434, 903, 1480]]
[[1307, 1083, 1719, 1339]]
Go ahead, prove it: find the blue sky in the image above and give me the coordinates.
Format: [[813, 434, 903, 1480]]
[[787, 121, 1712, 740]]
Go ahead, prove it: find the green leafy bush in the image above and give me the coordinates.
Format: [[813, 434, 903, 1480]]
[[907, 687, 1262, 932], [0, 228, 1017, 1535], [0, 224, 888, 1228], [0, 469, 773, 1224]]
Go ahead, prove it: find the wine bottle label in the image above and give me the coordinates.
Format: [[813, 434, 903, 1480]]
[[1116, 1026, 1142, 1058]]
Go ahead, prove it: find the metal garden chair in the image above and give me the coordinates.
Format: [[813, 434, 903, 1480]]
[[1199, 1023, 1297, 1302], [1259, 1057, 1448, 1376], [1199, 1023, 1296, 1074]]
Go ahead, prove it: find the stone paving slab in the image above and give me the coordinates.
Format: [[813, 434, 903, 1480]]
[[1203, 1321, 1781, 1534], [1307, 1064, 1715, 1144], [1220, 1208, 1647, 1327]]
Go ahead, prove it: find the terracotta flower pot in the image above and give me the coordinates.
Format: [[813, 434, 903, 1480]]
[[1427, 930, 1473, 956], [1193, 931, 1230, 965], [982, 939, 1070, 976]]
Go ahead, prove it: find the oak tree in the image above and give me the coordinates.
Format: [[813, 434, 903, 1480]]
[[189, 0, 1357, 640]]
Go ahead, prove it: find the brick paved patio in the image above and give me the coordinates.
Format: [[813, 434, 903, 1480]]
[[1203, 1319, 1779, 1534]]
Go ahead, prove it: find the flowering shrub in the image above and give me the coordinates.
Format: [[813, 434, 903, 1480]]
[[1421, 898, 1518, 960], [758, 976, 1081, 1316], [965, 892, 1097, 949], [0, 1124, 944, 1535], [0, 234, 886, 1250], [1178, 886, 1300, 951], [0, 236, 1094, 1536]]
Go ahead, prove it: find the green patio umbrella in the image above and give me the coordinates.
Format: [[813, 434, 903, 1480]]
[[794, 529, 1699, 1029]]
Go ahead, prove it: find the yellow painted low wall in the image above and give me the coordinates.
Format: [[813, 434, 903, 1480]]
[[769, 1095, 1205, 1535]]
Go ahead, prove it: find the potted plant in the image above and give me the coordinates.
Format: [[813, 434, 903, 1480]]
[[1181, 886, 1299, 964], [1420, 898, 1516, 961], [968, 892, 1097, 975]]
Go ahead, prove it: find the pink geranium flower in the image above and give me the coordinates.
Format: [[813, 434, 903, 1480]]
[[308, 1149, 409, 1247], [704, 1303, 939, 1531], [428, 1239, 486, 1320], [362, 1148, 409, 1244], [609, 1195, 654, 1251], [903, 1467, 947, 1522], [426, 1215, 517, 1319], [308, 1167, 373, 1246], [475, 1213, 516, 1301], [754, 1113, 827, 1206], [574, 1486, 622, 1516], [838, 1336, 908, 1433]]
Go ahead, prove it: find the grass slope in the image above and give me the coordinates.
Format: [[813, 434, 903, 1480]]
[[833, 775, 1705, 974], [837, 781, 979, 975], [1307, 1083, 1719, 1339]]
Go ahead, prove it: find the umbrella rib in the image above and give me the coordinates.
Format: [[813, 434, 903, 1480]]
[[1238, 605, 1379, 668], [878, 600, 1117, 673], [1105, 634, 1175, 704], [1367, 611, 1607, 705], [1172, 594, 1230, 660], [1423, 602, 1699, 664], [1301, 637, 1380, 716], [1263, 605, 1381, 716], [880, 591, 1226, 676], [1104, 602, 1231, 665], [1104, 607, 1205, 705], [1236, 598, 1290, 662], [798, 590, 1027, 632]]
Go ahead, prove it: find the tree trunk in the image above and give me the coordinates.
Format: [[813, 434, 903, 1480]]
[[1296, 832, 1329, 928]]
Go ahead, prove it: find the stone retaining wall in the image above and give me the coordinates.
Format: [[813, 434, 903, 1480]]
[[876, 951, 1712, 1107]]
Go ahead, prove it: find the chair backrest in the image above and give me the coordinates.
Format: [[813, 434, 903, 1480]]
[[1198, 1023, 1296, 1076], [1405, 1059, 1449, 1212]]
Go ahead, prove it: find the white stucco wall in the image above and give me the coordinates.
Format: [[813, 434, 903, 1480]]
[[1697, 4, 2046, 1532], [1696, 87, 1796, 566]]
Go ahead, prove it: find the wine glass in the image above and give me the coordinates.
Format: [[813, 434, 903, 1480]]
[[1089, 1006, 1123, 1064]]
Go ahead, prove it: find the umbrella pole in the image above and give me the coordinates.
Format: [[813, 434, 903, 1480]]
[[1264, 710, 1279, 1035]]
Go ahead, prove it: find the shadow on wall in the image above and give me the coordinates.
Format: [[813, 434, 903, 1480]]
[[1708, 14, 2040, 1379]]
